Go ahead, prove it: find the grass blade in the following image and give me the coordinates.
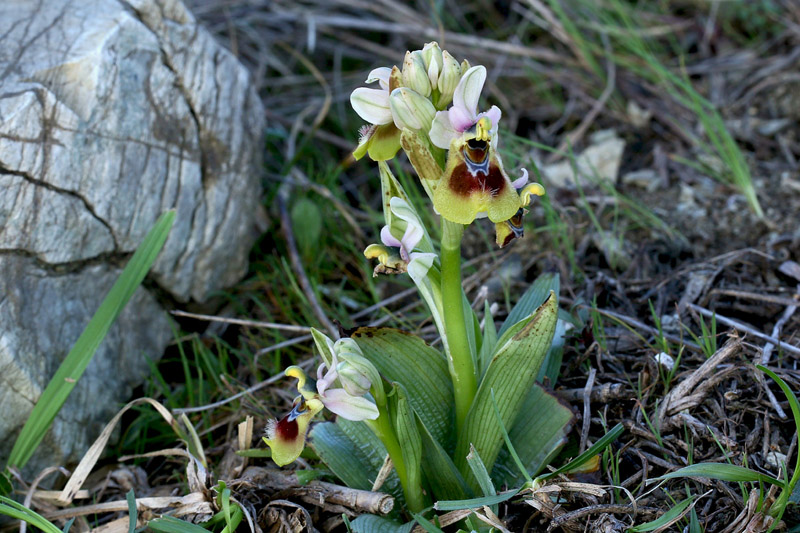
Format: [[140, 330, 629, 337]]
[[0, 496, 62, 533], [5, 210, 175, 471], [539, 423, 624, 481], [434, 489, 520, 511], [147, 516, 209, 533], [126, 489, 137, 533], [655, 463, 784, 487], [628, 497, 694, 532]]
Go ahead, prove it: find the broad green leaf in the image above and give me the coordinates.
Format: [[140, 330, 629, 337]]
[[291, 197, 322, 260], [456, 293, 558, 490], [391, 384, 423, 508], [655, 463, 784, 487], [479, 300, 498, 377], [434, 489, 521, 511], [492, 385, 573, 486], [627, 497, 693, 532], [351, 514, 414, 533], [6, 211, 175, 471], [352, 328, 453, 448], [147, 516, 209, 533], [538, 422, 624, 482], [537, 319, 566, 385], [0, 496, 62, 533], [417, 416, 471, 501], [499, 273, 559, 336], [309, 419, 403, 502]]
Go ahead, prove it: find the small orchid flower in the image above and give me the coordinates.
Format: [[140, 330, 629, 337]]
[[429, 66, 501, 150], [263, 349, 380, 466], [364, 197, 436, 277], [351, 67, 404, 161], [494, 176, 546, 247]]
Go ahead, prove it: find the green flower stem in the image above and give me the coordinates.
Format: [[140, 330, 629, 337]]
[[440, 218, 477, 433], [365, 406, 424, 513]]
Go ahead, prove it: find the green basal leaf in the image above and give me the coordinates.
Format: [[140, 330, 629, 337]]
[[352, 328, 453, 448], [310, 419, 404, 502], [147, 516, 209, 533], [655, 463, 784, 487], [6, 210, 175, 471], [493, 385, 573, 486], [456, 292, 558, 490], [434, 489, 521, 511], [499, 273, 559, 336], [391, 383, 423, 507], [417, 416, 471, 501], [537, 319, 566, 385], [627, 497, 693, 532], [479, 300, 498, 377], [350, 514, 415, 533]]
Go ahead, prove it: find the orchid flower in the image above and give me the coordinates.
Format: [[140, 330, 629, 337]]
[[429, 66, 501, 150], [494, 175, 546, 247], [263, 342, 380, 466], [364, 197, 436, 277], [351, 67, 403, 161]]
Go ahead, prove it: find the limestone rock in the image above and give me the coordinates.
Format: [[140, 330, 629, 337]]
[[0, 0, 264, 473]]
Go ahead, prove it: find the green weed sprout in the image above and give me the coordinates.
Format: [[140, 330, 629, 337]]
[[261, 42, 619, 523]]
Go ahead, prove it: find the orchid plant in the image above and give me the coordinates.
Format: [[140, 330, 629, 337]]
[[264, 43, 575, 522]]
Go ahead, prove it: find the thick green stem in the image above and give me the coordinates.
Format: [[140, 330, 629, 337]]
[[440, 219, 477, 433], [365, 396, 424, 513]]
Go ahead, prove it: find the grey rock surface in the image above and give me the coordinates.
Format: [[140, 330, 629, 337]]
[[0, 0, 264, 473]]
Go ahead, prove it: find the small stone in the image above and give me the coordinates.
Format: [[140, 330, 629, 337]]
[[621, 169, 660, 192], [543, 129, 625, 188]]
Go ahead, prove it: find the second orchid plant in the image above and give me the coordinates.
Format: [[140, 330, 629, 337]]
[[264, 43, 574, 518]]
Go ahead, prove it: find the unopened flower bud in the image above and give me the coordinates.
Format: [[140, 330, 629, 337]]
[[402, 51, 431, 97], [437, 50, 461, 109], [390, 87, 436, 132], [421, 42, 443, 87], [337, 363, 372, 397], [334, 339, 385, 406]]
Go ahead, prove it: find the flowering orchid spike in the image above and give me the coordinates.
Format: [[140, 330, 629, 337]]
[[433, 116, 522, 224], [263, 395, 323, 466]]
